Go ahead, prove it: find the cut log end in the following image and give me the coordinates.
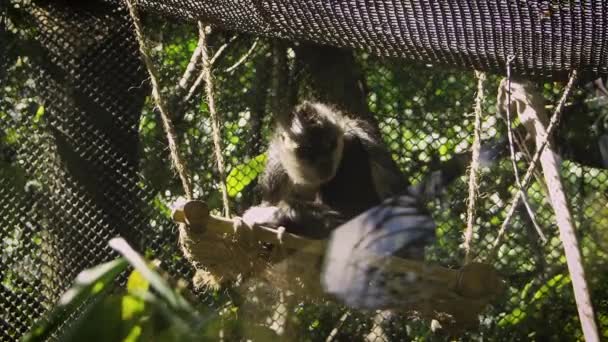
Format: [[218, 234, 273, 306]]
[[172, 199, 209, 231]]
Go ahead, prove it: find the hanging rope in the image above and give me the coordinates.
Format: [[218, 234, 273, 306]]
[[198, 22, 231, 218], [491, 70, 578, 254], [463, 71, 486, 264], [125, 0, 193, 199]]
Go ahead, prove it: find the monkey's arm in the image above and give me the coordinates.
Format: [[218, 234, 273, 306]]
[[348, 117, 508, 201], [344, 118, 409, 198], [408, 137, 508, 200]]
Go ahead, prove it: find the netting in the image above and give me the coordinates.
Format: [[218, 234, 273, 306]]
[[1, 0, 608, 341], [132, 0, 608, 78]]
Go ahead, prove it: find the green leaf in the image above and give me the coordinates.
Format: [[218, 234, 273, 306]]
[[226, 153, 267, 197], [59, 259, 128, 305], [122, 268, 150, 322], [532, 274, 570, 301], [23, 258, 128, 341], [63, 295, 124, 342], [33, 105, 45, 123], [498, 308, 527, 326], [123, 325, 143, 342], [127, 269, 150, 293], [122, 295, 145, 323], [151, 194, 172, 219], [109, 238, 193, 313]]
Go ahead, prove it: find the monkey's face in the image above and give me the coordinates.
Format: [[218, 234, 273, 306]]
[[280, 120, 344, 187]]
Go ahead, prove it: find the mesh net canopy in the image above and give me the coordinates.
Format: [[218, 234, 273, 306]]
[[134, 0, 608, 78], [1, 0, 608, 341]]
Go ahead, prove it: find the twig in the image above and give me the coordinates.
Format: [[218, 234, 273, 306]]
[[185, 70, 205, 103], [125, 0, 193, 199], [533, 95, 598, 342], [325, 311, 351, 342], [463, 71, 486, 264], [210, 34, 239, 66], [502, 71, 599, 342], [225, 38, 259, 73], [198, 22, 231, 218], [178, 42, 203, 91], [503, 57, 546, 243], [185, 35, 238, 103], [493, 74, 575, 250], [492, 71, 577, 252]]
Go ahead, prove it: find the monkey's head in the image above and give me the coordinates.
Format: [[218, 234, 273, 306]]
[[278, 102, 345, 186]]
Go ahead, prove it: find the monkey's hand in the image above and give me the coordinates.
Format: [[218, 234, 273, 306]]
[[236, 201, 345, 239]]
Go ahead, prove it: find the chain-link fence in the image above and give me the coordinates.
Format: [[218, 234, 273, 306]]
[[1, 1, 607, 341]]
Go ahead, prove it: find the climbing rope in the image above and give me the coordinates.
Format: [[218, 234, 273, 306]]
[[463, 71, 486, 264], [198, 22, 231, 218], [125, 0, 193, 199]]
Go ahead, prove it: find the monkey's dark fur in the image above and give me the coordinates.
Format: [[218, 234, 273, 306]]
[[240, 101, 408, 238]]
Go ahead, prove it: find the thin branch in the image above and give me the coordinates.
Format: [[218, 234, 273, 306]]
[[210, 35, 239, 66], [503, 72, 598, 342], [125, 0, 193, 199], [492, 71, 577, 251], [512, 127, 548, 194], [185, 35, 238, 103], [198, 22, 231, 218], [225, 38, 259, 73], [178, 42, 203, 91], [185, 70, 205, 103], [325, 311, 351, 342], [503, 58, 545, 243], [463, 71, 486, 264]]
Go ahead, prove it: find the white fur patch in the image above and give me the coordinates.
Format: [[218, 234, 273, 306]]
[[242, 206, 280, 227], [311, 103, 338, 123], [291, 117, 304, 135], [281, 133, 299, 150]]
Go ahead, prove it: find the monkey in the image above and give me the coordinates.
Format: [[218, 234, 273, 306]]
[[238, 100, 509, 238], [236, 101, 408, 239], [232, 101, 415, 342], [236, 100, 509, 339]]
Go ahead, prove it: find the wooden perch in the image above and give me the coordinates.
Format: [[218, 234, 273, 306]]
[[172, 199, 504, 327], [172, 199, 325, 252]]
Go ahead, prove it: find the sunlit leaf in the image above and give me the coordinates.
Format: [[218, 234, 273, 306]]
[[109, 238, 194, 313], [59, 259, 128, 306], [123, 325, 143, 342], [33, 105, 45, 123], [122, 270, 149, 321], [23, 258, 128, 341]]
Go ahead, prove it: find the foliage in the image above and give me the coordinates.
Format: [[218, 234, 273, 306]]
[[23, 239, 219, 342]]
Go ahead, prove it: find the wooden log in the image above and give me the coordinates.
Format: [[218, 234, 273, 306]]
[[172, 199, 503, 301]]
